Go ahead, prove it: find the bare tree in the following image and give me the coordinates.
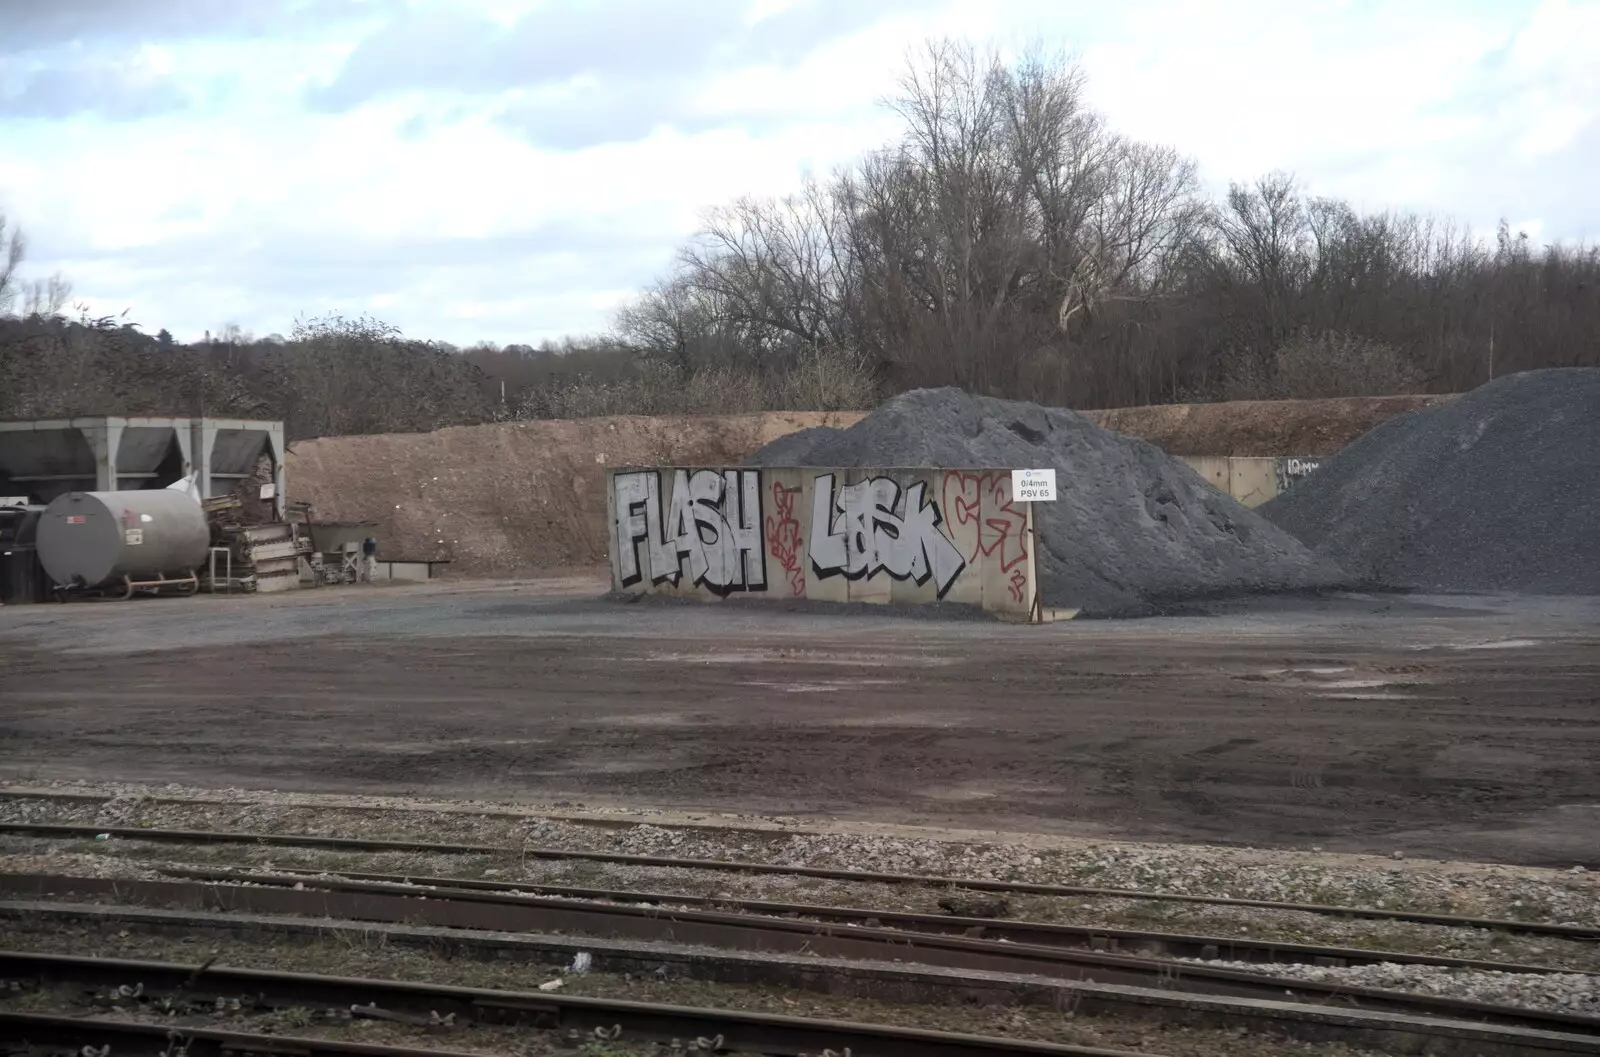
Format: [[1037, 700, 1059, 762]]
[[677, 177, 855, 356], [1207, 171, 1313, 343], [614, 274, 734, 368], [0, 213, 24, 317], [21, 273, 73, 317]]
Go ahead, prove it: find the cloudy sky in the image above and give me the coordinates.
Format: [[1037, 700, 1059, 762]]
[[2, 0, 1596, 346]]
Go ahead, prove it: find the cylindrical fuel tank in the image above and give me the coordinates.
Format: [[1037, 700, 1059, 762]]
[[37, 490, 210, 589]]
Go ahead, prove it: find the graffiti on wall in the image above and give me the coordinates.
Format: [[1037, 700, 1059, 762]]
[[611, 468, 766, 596], [942, 471, 1032, 603], [1274, 456, 1323, 494], [1177, 454, 1326, 508], [765, 481, 805, 597], [609, 466, 1037, 614], [808, 474, 967, 598]]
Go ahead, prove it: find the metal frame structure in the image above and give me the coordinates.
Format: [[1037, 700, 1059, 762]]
[[0, 416, 286, 515]]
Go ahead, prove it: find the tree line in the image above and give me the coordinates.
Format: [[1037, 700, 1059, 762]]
[[3, 40, 1596, 440]]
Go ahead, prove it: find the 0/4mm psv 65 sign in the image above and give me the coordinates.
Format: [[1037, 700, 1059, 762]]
[[1011, 468, 1057, 501]]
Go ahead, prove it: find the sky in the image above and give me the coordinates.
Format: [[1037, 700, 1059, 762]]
[[1, 0, 1596, 346]]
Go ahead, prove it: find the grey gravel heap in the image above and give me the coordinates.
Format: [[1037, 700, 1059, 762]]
[[746, 387, 1347, 617], [1261, 369, 1600, 594]]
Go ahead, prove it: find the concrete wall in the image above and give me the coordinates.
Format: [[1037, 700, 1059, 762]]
[[607, 467, 1038, 618], [1177, 455, 1324, 507], [373, 560, 440, 582]]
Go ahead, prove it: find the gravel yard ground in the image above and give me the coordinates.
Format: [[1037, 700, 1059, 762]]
[[1, 581, 1598, 870], [2, 579, 1597, 1050]]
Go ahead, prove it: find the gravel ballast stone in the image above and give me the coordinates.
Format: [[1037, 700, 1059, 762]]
[[1259, 368, 1600, 593], [746, 387, 1348, 617]]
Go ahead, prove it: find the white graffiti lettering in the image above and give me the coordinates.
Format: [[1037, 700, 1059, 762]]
[[1285, 458, 1321, 476], [612, 469, 766, 595], [1275, 456, 1323, 493], [809, 474, 967, 598]]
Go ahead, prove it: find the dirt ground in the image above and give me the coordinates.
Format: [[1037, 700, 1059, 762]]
[[2, 577, 1596, 870]]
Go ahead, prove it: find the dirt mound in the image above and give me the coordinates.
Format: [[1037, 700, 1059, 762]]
[[697, 395, 1450, 458], [1083, 394, 1454, 456], [1260, 369, 1600, 594], [747, 388, 1349, 617], [287, 412, 859, 575], [285, 393, 1449, 585]]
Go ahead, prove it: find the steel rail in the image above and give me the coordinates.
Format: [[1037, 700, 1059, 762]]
[[0, 1012, 488, 1057], [0, 952, 1149, 1057], [2, 871, 1598, 1040], [161, 863, 1600, 976], [4, 820, 1595, 940]]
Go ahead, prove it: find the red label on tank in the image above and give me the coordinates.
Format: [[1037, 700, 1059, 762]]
[[66, 516, 86, 524]]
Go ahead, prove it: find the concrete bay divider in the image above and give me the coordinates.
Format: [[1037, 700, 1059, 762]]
[[607, 467, 1039, 618], [1178, 455, 1324, 507]]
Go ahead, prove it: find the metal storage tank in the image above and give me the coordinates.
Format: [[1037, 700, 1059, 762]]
[[37, 490, 210, 591]]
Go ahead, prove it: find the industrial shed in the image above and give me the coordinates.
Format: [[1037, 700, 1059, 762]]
[[0, 416, 286, 513]]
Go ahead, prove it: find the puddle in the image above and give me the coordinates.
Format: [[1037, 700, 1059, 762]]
[[539, 759, 669, 775], [742, 679, 899, 694], [828, 712, 961, 727], [919, 784, 999, 801], [646, 651, 949, 667], [1450, 639, 1540, 651], [595, 714, 703, 727], [1315, 692, 1415, 701], [644, 651, 782, 664]]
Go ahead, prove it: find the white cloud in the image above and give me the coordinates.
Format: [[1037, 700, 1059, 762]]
[[1078, 1, 1515, 179], [2, 0, 1596, 344]]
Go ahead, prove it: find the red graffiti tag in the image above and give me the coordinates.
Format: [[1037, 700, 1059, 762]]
[[941, 471, 982, 558], [941, 471, 1030, 573], [765, 482, 805, 597]]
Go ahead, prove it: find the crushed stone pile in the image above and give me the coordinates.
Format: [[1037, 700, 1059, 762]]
[[746, 387, 1348, 617], [1261, 369, 1600, 594]]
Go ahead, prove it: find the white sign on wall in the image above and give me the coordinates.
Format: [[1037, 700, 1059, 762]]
[[1011, 468, 1057, 502]]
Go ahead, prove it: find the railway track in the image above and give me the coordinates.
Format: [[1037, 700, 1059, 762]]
[[2, 1013, 490, 1057], [0, 952, 1142, 1057], [5, 820, 1596, 941], [6, 806, 1599, 1056], [159, 862, 1600, 976], [13, 902, 1600, 1057], [3, 870, 1599, 1042]]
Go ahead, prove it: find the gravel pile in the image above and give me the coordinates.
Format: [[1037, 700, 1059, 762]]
[[1260, 369, 1600, 593], [1199, 959, 1600, 1016], [746, 388, 1349, 617]]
